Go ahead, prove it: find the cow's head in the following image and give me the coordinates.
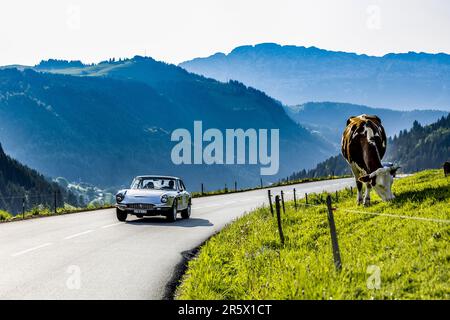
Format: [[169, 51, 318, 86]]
[[359, 165, 400, 201]]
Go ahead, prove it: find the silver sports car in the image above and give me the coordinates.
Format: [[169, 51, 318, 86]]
[[115, 176, 191, 222]]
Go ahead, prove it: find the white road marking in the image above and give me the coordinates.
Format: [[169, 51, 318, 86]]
[[11, 243, 53, 257], [64, 230, 94, 240], [221, 200, 237, 205], [101, 222, 123, 229], [195, 203, 221, 209]]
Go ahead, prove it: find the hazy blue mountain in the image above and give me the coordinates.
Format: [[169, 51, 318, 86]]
[[180, 43, 450, 110], [284, 102, 448, 149], [288, 113, 450, 179], [0, 59, 332, 191]]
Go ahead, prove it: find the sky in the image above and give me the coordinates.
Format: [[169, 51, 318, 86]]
[[0, 0, 449, 66]]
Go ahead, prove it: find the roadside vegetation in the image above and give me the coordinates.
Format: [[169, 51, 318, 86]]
[[0, 203, 114, 223], [0, 174, 349, 223], [191, 175, 351, 198], [176, 169, 450, 299]]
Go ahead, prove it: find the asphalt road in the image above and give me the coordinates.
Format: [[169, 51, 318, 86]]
[[0, 178, 354, 300]]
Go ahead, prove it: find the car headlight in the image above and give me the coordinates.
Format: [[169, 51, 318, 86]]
[[161, 194, 169, 203], [116, 193, 125, 203]]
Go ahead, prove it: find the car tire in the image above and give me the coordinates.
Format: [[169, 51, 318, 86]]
[[116, 208, 127, 222], [181, 202, 191, 219], [167, 199, 177, 222]]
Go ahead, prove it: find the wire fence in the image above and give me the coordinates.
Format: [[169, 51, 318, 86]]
[[273, 187, 450, 224], [292, 201, 450, 224], [266, 186, 450, 271], [0, 190, 91, 221]]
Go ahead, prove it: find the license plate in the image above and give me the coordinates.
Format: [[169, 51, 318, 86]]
[[134, 209, 146, 214]]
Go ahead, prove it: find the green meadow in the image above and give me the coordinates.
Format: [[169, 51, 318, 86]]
[[177, 170, 450, 300]]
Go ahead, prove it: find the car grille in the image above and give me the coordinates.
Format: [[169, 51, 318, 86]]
[[127, 203, 155, 210]]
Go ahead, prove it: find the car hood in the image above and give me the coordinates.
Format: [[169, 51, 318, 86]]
[[119, 189, 177, 203]]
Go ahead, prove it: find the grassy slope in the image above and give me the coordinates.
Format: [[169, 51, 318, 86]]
[[176, 170, 450, 300]]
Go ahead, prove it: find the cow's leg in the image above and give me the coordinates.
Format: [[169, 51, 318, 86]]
[[363, 183, 371, 206], [356, 180, 363, 205]]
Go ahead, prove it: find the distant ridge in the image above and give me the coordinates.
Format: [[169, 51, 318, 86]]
[[180, 43, 450, 110], [284, 102, 448, 149]]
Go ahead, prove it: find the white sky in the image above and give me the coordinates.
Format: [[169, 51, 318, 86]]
[[0, 0, 449, 66]]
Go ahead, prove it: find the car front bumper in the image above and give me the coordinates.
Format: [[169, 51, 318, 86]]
[[116, 203, 172, 216]]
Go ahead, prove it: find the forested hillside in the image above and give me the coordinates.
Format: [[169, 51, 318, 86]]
[[0, 143, 76, 214], [0, 59, 332, 191], [386, 115, 450, 172]]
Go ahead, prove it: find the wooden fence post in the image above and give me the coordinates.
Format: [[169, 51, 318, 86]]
[[268, 190, 274, 216], [326, 195, 342, 271], [293, 188, 297, 210], [280, 190, 286, 214], [22, 196, 25, 219], [54, 191, 57, 214], [335, 190, 339, 202], [275, 195, 285, 245], [305, 193, 308, 205]]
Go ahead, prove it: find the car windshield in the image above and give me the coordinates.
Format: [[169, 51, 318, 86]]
[[131, 177, 177, 191]]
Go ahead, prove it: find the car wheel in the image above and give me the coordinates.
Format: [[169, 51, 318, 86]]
[[181, 202, 191, 219], [116, 208, 127, 222], [167, 199, 177, 222], [135, 214, 144, 218]]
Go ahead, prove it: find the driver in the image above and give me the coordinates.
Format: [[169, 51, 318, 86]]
[[144, 181, 154, 189]]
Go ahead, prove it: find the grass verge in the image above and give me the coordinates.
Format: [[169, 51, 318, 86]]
[[0, 204, 114, 223], [176, 169, 450, 300], [191, 175, 351, 198]]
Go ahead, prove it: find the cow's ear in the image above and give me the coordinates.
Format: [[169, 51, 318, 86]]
[[359, 175, 371, 183]]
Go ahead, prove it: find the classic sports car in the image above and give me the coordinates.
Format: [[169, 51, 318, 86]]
[[115, 176, 191, 222]]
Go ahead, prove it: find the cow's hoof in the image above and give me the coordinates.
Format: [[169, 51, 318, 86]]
[[356, 198, 363, 205], [363, 199, 371, 206]]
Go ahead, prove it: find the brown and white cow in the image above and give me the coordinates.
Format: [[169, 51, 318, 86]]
[[341, 114, 399, 206]]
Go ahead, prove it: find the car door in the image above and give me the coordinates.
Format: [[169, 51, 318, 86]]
[[178, 179, 189, 210], [176, 179, 186, 210]]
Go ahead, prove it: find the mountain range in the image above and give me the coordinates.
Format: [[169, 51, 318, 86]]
[[0, 57, 331, 190], [2, 44, 448, 192], [180, 43, 450, 110]]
